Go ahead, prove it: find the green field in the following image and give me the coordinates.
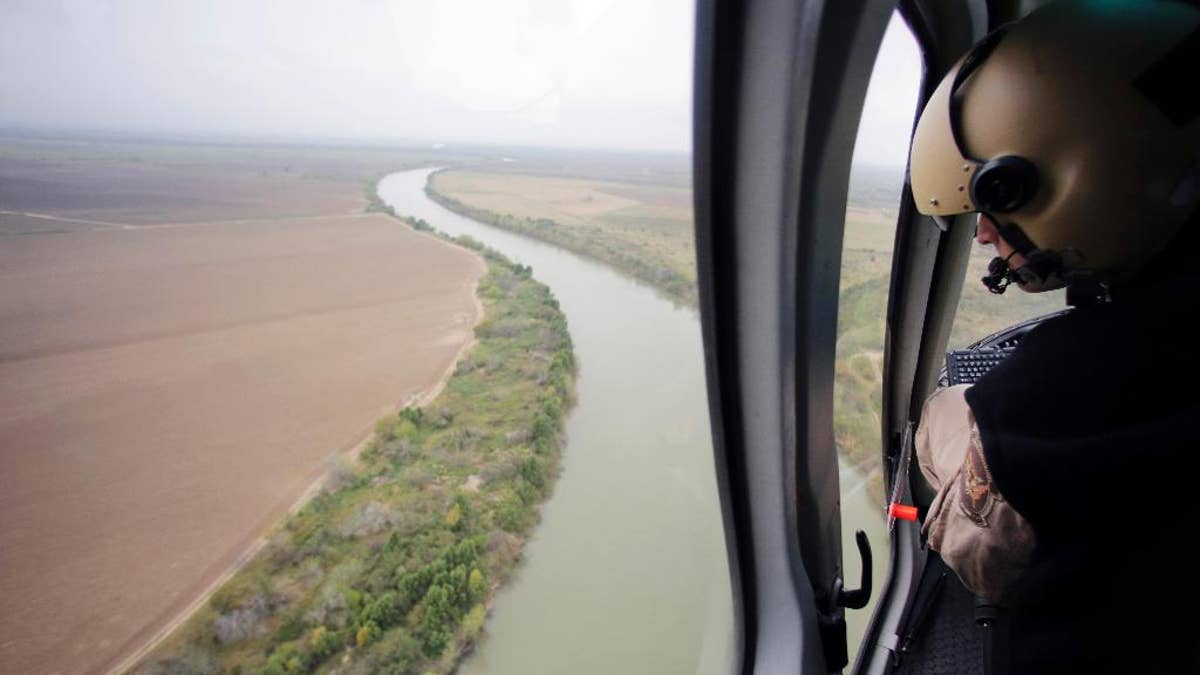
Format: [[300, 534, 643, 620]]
[[140, 228, 577, 675]]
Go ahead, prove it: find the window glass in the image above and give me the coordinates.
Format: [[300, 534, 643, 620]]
[[949, 238, 1067, 348], [835, 11, 921, 659], [0, 2, 728, 675]]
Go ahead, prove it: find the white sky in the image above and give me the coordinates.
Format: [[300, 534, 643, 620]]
[[856, 14, 924, 168], [0, 0, 920, 162]]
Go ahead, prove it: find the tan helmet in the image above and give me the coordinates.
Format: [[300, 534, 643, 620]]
[[910, 0, 1200, 288]]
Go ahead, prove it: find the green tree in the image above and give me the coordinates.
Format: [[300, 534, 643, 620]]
[[531, 412, 554, 445], [356, 621, 381, 648], [520, 456, 545, 489], [461, 604, 487, 642], [308, 625, 340, 660], [361, 591, 401, 629], [420, 584, 454, 657], [468, 568, 487, 601], [443, 503, 463, 530]]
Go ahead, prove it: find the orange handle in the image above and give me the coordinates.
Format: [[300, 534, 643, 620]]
[[888, 503, 919, 521]]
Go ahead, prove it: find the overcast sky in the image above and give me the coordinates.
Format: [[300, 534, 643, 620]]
[[1, 0, 920, 163]]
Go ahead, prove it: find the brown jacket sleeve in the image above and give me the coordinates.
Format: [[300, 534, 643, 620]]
[[915, 385, 1035, 604]]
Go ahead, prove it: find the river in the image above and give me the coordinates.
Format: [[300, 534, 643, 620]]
[[378, 168, 886, 674]]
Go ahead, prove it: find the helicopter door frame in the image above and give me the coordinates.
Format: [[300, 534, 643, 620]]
[[694, 0, 900, 670], [856, 1, 1008, 672]]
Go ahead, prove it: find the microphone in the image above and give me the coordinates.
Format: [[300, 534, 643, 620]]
[[982, 251, 1022, 294]]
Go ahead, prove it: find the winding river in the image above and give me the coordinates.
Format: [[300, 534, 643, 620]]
[[379, 168, 885, 673]]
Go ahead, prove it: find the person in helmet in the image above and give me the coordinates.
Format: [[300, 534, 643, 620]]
[[909, 0, 1200, 670]]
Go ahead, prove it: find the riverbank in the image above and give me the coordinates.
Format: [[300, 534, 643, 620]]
[[136, 219, 576, 674]]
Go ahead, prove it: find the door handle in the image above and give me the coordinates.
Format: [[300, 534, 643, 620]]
[[837, 530, 873, 610]]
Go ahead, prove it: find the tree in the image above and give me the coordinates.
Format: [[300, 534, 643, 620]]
[[309, 625, 340, 659], [361, 591, 401, 629], [444, 493, 472, 531], [443, 503, 463, 530], [520, 456, 545, 489], [461, 605, 487, 642], [355, 621, 381, 648], [420, 585, 454, 657], [468, 568, 486, 601]]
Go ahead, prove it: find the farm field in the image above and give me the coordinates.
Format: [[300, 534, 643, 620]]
[[428, 169, 699, 304], [0, 136, 471, 228], [0, 139, 486, 675]]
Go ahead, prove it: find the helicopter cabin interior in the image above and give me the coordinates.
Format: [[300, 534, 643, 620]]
[[692, 0, 1097, 672]]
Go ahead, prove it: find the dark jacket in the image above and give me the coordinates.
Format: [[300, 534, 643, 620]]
[[965, 251, 1200, 672]]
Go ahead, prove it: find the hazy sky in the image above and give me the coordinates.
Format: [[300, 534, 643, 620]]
[[1, 0, 920, 162]]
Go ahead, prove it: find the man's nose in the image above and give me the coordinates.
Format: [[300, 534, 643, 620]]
[[975, 217, 997, 246]]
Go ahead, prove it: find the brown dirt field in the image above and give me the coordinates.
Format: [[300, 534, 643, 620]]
[[433, 171, 693, 225], [1, 211, 107, 236], [0, 157, 365, 225], [0, 213, 485, 675], [596, 183, 693, 211]]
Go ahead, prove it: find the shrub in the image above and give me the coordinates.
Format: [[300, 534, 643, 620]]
[[276, 611, 305, 641], [495, 494, 525, 532], [213, 593, 279, 645], [260, 642, 306, 675], [515, 481, 539, 506], [530, 413, 554, 446], [324, 455, 358, 493], [520, 457, 545, 490], [467, 568, 486, 601], [305, 583, 349, 628], [461, 604, 487, 643], [443, 503, 463, 530], [364, 630, 422, 675], [140, 647, 218, 675], [355, 621, 381, 648], [308, 625, 341, 659], [339, 501, 398, 538], [360, 591, 402, 629]]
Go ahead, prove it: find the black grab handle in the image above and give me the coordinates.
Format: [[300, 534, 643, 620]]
[[837, 530, 873, 610]]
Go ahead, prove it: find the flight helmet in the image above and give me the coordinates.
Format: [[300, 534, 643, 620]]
[[909, 0, 1200, 291]]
